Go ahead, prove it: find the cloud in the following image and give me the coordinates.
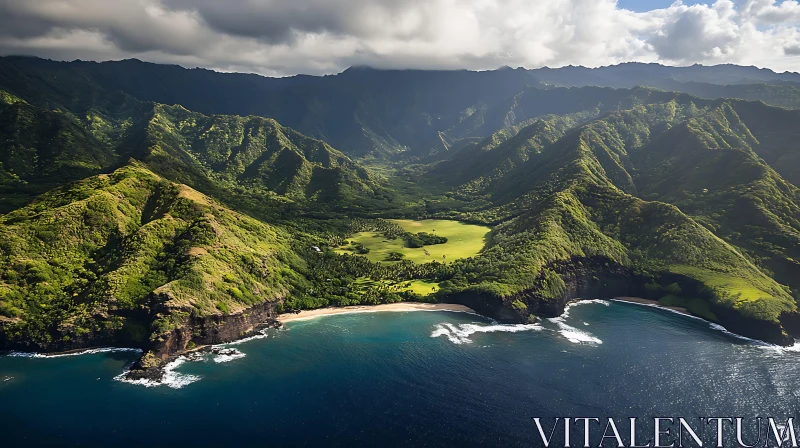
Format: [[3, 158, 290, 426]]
[[0, 0, 799, 76]]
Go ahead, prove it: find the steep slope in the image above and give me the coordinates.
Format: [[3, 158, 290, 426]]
[[0, 85, 387, 214], [631, 102, 800, 292], [2, 58, 800, 350], [434, 98, 799, 343], [0, 163, 304, 359], [0, 96, 123, 212], [6, 57, 799, 160], [0, 57, 536, 158], [428, 88, 721, 182], [143, 104, 382, 204], [730, 101, 800, 186]]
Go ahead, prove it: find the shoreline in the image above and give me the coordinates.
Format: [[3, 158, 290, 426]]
[[278, 302, 475, 323], [611, 296, 690, 316], [1, 297, 772, 366], [4, 346, 143, 358]]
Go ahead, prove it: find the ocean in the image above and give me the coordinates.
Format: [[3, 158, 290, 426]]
[[2, 300, 799, 447]]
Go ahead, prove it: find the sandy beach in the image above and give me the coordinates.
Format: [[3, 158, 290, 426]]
[[612, 296, 690, 315], [278, 302, 475, 323]]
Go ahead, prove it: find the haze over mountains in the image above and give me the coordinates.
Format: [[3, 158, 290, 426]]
[[1, 56, 799, 367], [4, 56, 800, 159]]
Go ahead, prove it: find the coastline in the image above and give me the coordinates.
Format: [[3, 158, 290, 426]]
[[278, 302, 475, 323], [611, 296, 690, 316]]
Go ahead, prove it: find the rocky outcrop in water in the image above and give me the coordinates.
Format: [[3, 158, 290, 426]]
[[125, 300, 282, 381]]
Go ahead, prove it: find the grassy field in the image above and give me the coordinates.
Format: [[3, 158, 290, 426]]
[[338, 219, 491, 264], [352, 277, 440, 296]]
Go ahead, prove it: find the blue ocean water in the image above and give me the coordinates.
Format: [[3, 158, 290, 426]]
[[1, 300, 799, 447]]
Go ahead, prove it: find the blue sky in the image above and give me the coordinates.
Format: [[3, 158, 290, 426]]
[[616, 0, 707, 12]]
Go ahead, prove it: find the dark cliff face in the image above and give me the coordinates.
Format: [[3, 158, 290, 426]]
[[444, 256, 799, 346], [516, 257, 651, 320], [124, 301, 281, 382], [0, 300, 281, 361], [444, 257, 651, 324], [150, 301, 280, 361], [0, 328, 114, 354], [0, 309, 151, 353], [710, 305, 793, 346]]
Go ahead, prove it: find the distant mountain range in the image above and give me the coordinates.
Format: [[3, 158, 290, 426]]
[[4, 56, 800, 159]]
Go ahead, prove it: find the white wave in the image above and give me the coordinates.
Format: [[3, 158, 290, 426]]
[[610, 298, 704, 321], [555, 322, 603, 344], [220, 329, 272, 346], [548, 299, 610, 324], [212, 348, 246, 363], [759, 341, 800, 354], [706, 323, 767, 344], [6, 347, 142, 358], [571, 299, 611, 308], [431, 322, 542, 344], [114, 356, 200, 389]]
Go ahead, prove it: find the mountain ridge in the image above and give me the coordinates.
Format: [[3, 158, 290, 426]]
[[6, 56, 800, 160]]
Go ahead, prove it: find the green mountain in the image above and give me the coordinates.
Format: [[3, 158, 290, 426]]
[[138, 103, 384, 206], [0, 87, 386, 215], [2, 59, 800, 366], [432, 98, 800, 341], [0, 98, 118, 212], [4, 57, 800, 160], [0, 163, 301, 352], [0, 57, 536, 158]]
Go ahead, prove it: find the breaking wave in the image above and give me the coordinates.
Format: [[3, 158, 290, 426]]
[[549, 299, 610, 324], [220, 329, 274, 346], [544, 299, 608, 344], [114, 357, 201, 389], [431, 322, 542, 344], [211, 348, 246, 363], [7, 347, 143, 358], [113, 346, 249, 388], [553, 322, 603, 344], [758, 341, 800, 355]]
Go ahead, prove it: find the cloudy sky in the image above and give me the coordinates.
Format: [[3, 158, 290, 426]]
[[1, 0, 800, 76]]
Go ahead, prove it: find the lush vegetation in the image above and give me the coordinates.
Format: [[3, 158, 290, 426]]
[[430, 98, 798, 325], [1, 57, 800, 350], [0, 164, 305, 346]]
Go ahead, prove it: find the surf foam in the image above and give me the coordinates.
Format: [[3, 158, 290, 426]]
[[6, 347, 142, 358], [221, 329, 275, 346], [549, 299, 610, 323], [431, 322, 542, 344], [554, 322, 603, 344], [114, 356, 200, 389], [211, 348, 246, 363]]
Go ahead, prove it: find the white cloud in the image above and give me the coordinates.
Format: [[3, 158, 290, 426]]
[[0, 0, 799, 75]]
